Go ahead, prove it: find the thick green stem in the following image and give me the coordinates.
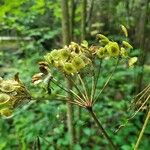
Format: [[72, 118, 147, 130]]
[[66, 80, 75, 149], [87, 107, 117, 150], [134, 109, 150, 150]]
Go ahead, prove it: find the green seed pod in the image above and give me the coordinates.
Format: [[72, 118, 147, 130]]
[[71, 56, 85, 70], [44, 53, 52, 64], [122, 41, 133, 49], [0, 76, 31, 112], [96, 34, 109, 41], [106, 42, 120, 57], [54, 60, 64, 68], [128, 57, 137, 67], [0, 108, 13, 117], [0, 77, 3, 84], [63, 63, 77, 74], [81, 40, 88, 48], [99, 39, 109, 46], [121, 47, 128, 58], [120, 25, 128, 37], [97, 47, 106, 58], [0, 93, 10, 104], [59, 49, 70, 61], [70, 51, 78, 58], [51, 49, 60, 60], [0, 81, 15, 92]]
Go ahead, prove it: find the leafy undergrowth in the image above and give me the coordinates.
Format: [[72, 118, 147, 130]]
[[0, 49, 150, 150]]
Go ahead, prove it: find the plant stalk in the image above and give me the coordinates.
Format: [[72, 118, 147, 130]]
[[87, 107, 117, 150], [66, 80, 75, 149], [134, 109, 150, 150]]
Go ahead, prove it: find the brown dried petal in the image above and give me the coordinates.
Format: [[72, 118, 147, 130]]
[[39, 65, 49, 75], [38, 61, 49, 66]]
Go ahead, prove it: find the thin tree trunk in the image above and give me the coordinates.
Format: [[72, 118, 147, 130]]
[[86, 0, 94, 34], [76, 0, 87, 144], [81, 0, 87, 41], [61, 0, 70, 45], [70, 0, 76, 41], [61, 0, 75, 149], [135, 0, 149, 93], [108, 0, 113, 31]]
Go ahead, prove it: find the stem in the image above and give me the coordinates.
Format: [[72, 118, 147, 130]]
[[65, 74, 87, 101], [87, 107, 117, 150], [93, 58, 119, 104], [129, 85, 150, 111], [135, 84, 150, 99], [92, 59, 102, 101], [134, 109, 150, 150], [90, 61, 96, 102], [78, 74, 89, 100], [90, 74, 95, 101], [51, 78, 85, 105], [129, 95, 150, 120]]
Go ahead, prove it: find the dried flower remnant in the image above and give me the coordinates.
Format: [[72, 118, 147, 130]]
[[32, 73, 44, 85]]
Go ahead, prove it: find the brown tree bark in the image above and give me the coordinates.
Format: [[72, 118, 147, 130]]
[[76, 0, 87, 144], [81, 0, 87, 41], [61, 0, 75, 149], [86, 0, 94, 34], [135, 0, 149, 93], [70, 0, 76, 41], [61, 0, 71, 45]]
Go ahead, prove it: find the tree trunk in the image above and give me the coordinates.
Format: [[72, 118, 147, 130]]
[[61, 0, 71, 45], [135, 0, 149, 93], [81, 0, 87, 41], [86, 0, 94, 34], [61, 0, 75, 149], [76, 0, 87, 144], [70, 0, 76, 41]]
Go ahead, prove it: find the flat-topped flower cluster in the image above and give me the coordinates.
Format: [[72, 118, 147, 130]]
[[43, 33, 137, 75]]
